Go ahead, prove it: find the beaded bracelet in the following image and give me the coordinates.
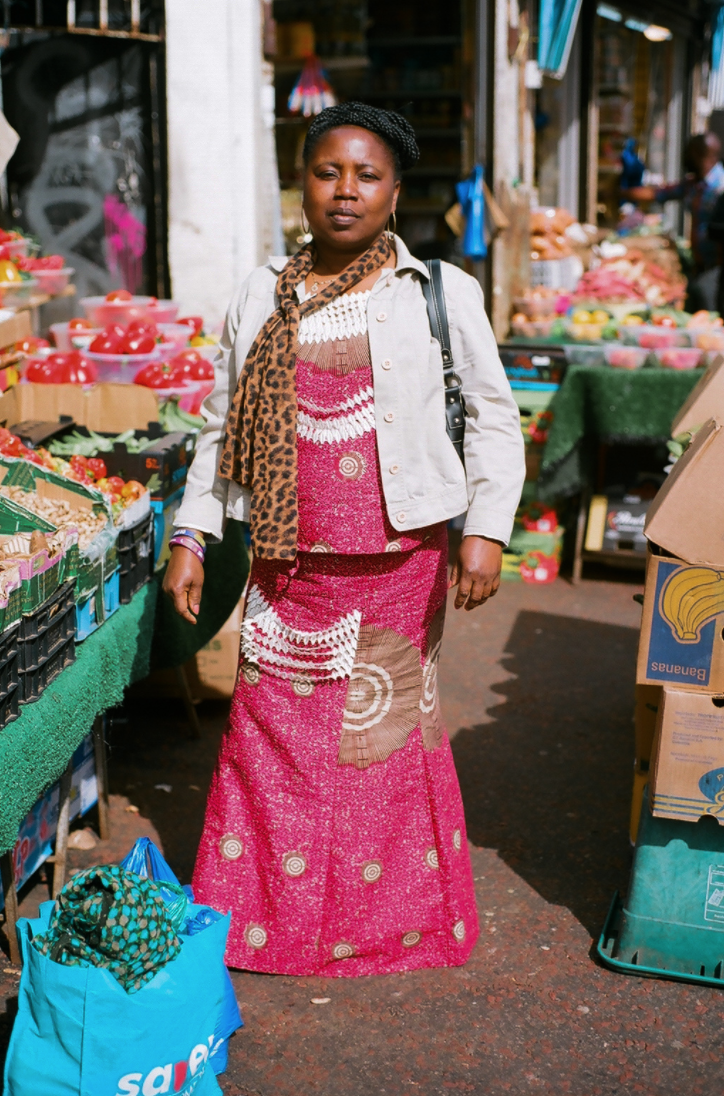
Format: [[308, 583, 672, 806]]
[[169, 535, 206, 563], [174, 527, 206, 549]]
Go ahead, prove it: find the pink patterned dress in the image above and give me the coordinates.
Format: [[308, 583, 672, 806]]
[[192, 288, 479, 976]]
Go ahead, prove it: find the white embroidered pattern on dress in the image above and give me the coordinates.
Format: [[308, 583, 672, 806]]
[[297, 385, 375, 445], [298, 291, 370, 346], [241, 584, 361, 682]]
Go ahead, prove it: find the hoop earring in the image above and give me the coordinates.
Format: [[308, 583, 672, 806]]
[[387, 211, 397, 238], [297, 205, 313, 246]]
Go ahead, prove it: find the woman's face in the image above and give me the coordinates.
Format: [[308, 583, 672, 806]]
[[303, 126, 400, 253]]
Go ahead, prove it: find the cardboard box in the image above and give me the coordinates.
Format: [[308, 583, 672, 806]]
[[186, 597, 244, 699], [650, 686, 724, 824], [637, 550, 724, 691], [634, 684, 662, 766], [0, 309, 31, 352], [0, 382, 161, 434], [644, 418, 724, 568], [671, 354, 724, 436]]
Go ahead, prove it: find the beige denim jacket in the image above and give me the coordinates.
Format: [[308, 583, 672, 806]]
[[174, 236, 525, 546]]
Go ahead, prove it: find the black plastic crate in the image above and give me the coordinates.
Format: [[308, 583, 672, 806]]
[[18, 581, 77, 673], [119, 512, 154, 604], [0, 621, 20, 700], [47, 423, 194, 499], [0, 682, 20, 731], [20, 635, 75, 704]]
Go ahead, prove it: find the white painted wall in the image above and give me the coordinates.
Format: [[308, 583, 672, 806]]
[[165, 0, 281, 327]]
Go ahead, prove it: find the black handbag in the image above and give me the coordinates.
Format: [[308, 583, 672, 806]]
[[421, 258, 466, 463]]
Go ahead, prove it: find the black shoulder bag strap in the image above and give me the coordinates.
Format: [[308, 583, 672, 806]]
[[421, 259, 466, 464]]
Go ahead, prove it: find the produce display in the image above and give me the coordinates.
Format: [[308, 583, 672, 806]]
[[573, 251, 686, 308], [0, 485, 107, 549], [134, 349, 213, 387], [25, 351, 98, 384]]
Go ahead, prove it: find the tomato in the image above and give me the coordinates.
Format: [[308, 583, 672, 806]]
[[106, 476, 125, 493], [68, 317, 93, 331], [121, 480, 145, 502], [652, 314, 677, 328], [70, 454, 89, 473], [147, 297, 158, 306], [25, 357, 56, 382], [126, 319, 158, 337], [134, 362, 174, 388], [122, 332, 156, 355], [14, 337, 50, 354], [105, 289, 132, 302], [89, 331, 124, 354], [50, 351, 98, 384], [0, 433, 27, 457], [167, 350, 213, 382], [87, 457, 108, 481], [177, 315, 204, 337]]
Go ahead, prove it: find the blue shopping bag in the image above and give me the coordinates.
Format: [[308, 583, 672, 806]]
[[120, 838, 242, 1074], [4, 898, 229, 1096]]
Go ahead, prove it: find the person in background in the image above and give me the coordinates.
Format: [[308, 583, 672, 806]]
[[624, 132, 724, 310], [708, 189, 724, 315]]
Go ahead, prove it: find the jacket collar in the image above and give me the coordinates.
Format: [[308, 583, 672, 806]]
[[266, 234, 430, 280]]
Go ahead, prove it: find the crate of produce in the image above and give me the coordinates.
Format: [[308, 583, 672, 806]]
[[0, 563, 22, 633], [501, 525, 564, 584], [47, 423, 196, 499], [151, 485, 184, 572], [118, 513, 154, 603], [0, 520, 78, 615], [19, 634, 75, 704], [499, 344, 566, 385], [0, 619, 19, 698], [18, 580, 76, 672], [76, 568, 120, 641]]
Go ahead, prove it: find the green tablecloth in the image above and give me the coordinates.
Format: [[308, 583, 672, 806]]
[[538, 366, 700, 498], [0, 519, 250, 856], [0, 584, 157, 855]]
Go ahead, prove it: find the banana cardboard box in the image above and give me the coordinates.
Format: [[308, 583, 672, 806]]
[[671, 354, 724, 437], [650, 686, 724, 823], [636, 551, 724, 692], [644, 418, 724, 569]]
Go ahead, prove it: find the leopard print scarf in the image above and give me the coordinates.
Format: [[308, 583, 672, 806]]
[[218, 232, 393, 561]]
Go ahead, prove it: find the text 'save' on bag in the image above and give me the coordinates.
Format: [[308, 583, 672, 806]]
[[3, 839, 242, 1096]]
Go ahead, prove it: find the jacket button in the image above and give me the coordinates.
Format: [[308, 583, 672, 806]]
[[376, 311, 387, 322], [389, 464, 400, 475], [384, 412, 394, 423], [381, 359, 392, 369], [397, 512, 407, 522]]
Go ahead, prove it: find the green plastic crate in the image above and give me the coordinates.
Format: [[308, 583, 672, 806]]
[[599, 787, 724, 988]]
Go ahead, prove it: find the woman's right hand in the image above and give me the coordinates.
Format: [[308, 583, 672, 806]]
[[163, 544, 205, 624]]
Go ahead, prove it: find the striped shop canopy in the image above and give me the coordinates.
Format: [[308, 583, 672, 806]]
[[538, 0, 584, 78]]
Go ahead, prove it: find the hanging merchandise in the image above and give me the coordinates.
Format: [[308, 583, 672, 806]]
[[710, 6, 724, 110], [538, 0, 584, 79], [620, 138, 645, 190], [456, 165, 487, 260], [287, 55, 337, 117]]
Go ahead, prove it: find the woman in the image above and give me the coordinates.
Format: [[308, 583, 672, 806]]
[[164, 103, 525, 977]]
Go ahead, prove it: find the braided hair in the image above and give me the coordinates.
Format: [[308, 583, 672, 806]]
[[303, 102, 420, 177]]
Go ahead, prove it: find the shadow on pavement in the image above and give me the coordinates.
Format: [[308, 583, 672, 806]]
[[105, 696, 229, 883], [451, 608, 638, 937]]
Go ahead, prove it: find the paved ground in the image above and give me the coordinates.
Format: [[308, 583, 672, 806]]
[[3, 569, 724, 1095]]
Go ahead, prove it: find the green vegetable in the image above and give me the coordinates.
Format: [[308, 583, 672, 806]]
[[158, 398, 204, 433], [145, 472, 162, 495], [48, 428, 154, 458]]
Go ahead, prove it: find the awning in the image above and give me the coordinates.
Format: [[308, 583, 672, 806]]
[[538, 0, 584, 79]]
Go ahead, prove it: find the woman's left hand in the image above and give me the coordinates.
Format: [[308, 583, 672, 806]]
[[449, 535, 503, 611]]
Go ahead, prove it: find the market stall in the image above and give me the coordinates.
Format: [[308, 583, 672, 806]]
[[0, 242, 249, 963], [498, 199, 718, 581]]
